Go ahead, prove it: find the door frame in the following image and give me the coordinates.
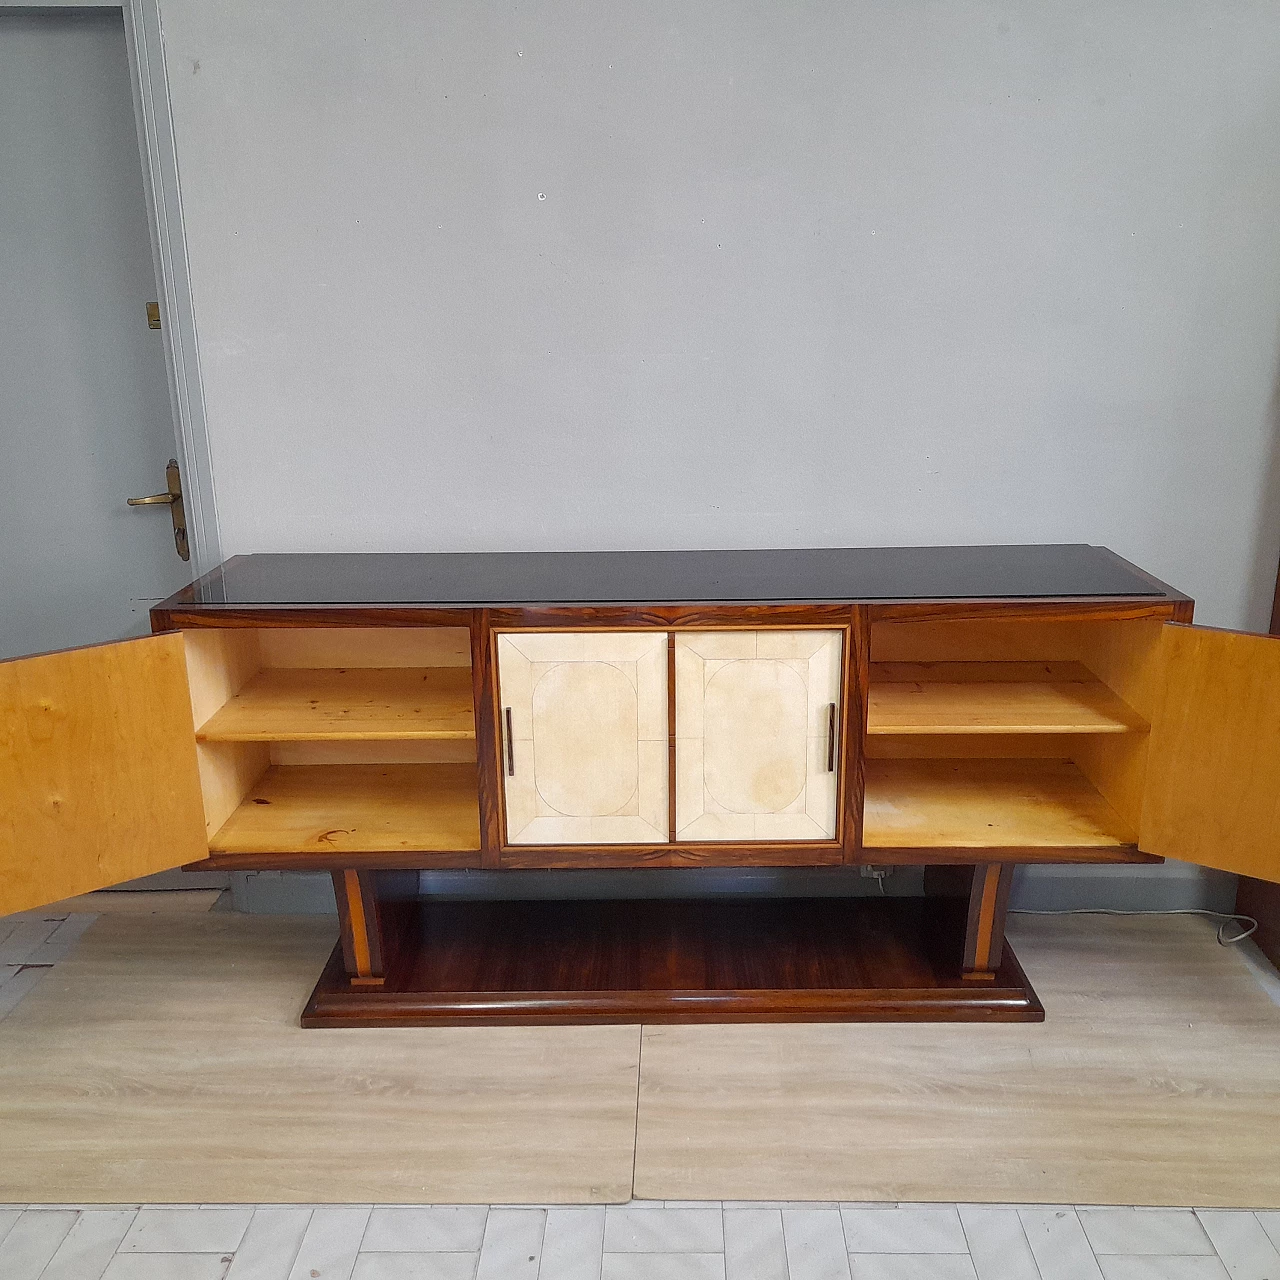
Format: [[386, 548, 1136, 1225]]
[[0, 0, 221, 574]]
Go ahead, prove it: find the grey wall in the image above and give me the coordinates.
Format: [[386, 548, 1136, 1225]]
[[0, 8, 190, 657], [150, 0, 1280, 911]]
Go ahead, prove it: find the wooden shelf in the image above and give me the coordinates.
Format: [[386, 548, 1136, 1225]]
[[863, 757, 1135, 850], [868, 662, 1146, 736], [208, 763, 481, 855], [196, 668, 475, 742]]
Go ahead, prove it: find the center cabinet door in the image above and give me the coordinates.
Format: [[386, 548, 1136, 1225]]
[[497, 632, 670, 844], [675, 630, 844, 841]]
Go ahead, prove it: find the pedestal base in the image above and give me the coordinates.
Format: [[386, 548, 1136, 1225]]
[[301, 896, 1043, 1027]]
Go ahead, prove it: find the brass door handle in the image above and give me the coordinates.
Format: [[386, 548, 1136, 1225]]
[[127, 459, 190, 561]]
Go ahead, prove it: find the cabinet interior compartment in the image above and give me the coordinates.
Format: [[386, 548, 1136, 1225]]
[[864, 618, 1164, 852], [182, 628, 481, 856]]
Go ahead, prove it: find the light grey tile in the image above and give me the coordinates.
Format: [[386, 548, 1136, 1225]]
[[603, 1207, 723, 1253], [1097, 1259, 1229, 1280], [353, 1256, 478, 1280], [476, 1208, 544, 1280], [120, 1209, 252, 1254], [0, 919, 60, 964], [22, 914, 97, 964], [0, 1210, 78, 1279], [42, 1210, 137, 1280], [727, 1203, 841, 1211], [0, 964, 23, 986], [226, 1208, 312, 1280], [0, 965, 51, 1018], [1195, 1213, 1280, 1280], [1080, 1210, 1213, 1256], [0, 1208, 21, 1244], [724, 1209, 787, 1280], [102, 1258, 232, 1280], [602, 1254, 725, 1280], [841, 1209, 967, 1255], [840, 1205, 898, 1212], [957, 1207, 1039, 1280], [1255, 1213, 1280, 1251], [1019, 1209, 1104, 1280], [363, 1208, 487, 1254], [287, 1207, 372, 1280], [783, 1209, 852, 1280], [848, 1258, 976, 1280], [539, 1207, 604, 1280]]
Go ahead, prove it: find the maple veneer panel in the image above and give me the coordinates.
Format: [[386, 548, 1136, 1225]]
[[863, 757, 1133, 849], [1143, 623, 1280, 881], [0, 635, 207, 915], [197, 667, 475, 742], [208, 762, 481, 855]]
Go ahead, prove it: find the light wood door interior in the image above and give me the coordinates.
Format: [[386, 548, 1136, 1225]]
[[865, 619, 1162, 854], [675, 630, 844, 841], [182, 627, 480, 857], [497, 632, 669, 845], [0, 634, 208, 914], [1142, 624, 1280, 883]]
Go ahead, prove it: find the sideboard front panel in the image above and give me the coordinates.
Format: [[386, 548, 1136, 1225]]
[[497, 631, 669, 844], [674, 630, 843, 841]]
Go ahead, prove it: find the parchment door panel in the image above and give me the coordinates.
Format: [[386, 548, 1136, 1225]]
[[675, 630, 843, 841], [497, 632, 669, 844]]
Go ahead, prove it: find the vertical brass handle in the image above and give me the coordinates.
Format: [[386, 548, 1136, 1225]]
[[827, 702, 838, 772], [504, 707, 515, 776]]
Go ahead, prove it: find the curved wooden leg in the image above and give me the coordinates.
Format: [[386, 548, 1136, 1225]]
[[332, 869, 385, 987], [962, 863, 1014, 982]]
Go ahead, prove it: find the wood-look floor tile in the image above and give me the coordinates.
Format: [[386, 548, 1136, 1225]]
[[633, 919, 1280, 1206], [0, 916, 640, 1205]]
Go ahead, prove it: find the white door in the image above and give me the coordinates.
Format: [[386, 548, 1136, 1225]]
[[0, 10, 189, 659], [498, 632, 669, 844], [675, 630, 844, 840]]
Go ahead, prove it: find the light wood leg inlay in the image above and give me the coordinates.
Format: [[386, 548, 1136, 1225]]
[[333, 869, 386, 986], [963, 863, 1014, 982]]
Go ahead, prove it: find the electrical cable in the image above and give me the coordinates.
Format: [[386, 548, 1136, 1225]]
[[1010, 907, 1258, 946]]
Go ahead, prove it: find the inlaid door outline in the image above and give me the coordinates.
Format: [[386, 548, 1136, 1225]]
[[675, 630, 844, 841], [497, 631, 668, 844]]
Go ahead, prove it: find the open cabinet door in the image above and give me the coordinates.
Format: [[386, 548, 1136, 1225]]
[[1, 633, 207, 915], [1141, 624, 1280, 883]]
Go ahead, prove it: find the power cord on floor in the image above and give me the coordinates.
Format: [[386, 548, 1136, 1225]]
[[1010, 908, 1258, 946]]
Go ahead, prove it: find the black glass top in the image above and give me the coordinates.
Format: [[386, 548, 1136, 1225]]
[[167, 545, 1177, 608]]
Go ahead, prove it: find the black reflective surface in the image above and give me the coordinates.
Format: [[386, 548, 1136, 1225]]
[[173, 545, 1174, 607]]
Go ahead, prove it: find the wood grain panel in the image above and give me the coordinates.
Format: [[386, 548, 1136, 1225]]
[[197, 667, 475, 741], [0, 912, 640, 1203], [257, 626, 471, 668], [207, 762, 481, 855], [631, 913, 1280, 1205], [1142, 623, 1280, 882], [863, 758, 1134, 850], [868, 663, 1144, 735], [0, 635, 207, 914]]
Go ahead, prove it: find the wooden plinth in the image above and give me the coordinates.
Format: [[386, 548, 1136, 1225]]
[[302, 896, 1043, 1027]]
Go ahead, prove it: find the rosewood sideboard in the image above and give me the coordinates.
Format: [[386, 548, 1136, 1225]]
[[4, 545, 1279, 1026]]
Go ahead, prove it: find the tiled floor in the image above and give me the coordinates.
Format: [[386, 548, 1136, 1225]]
[[0, 1202, 1278, 1280]]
